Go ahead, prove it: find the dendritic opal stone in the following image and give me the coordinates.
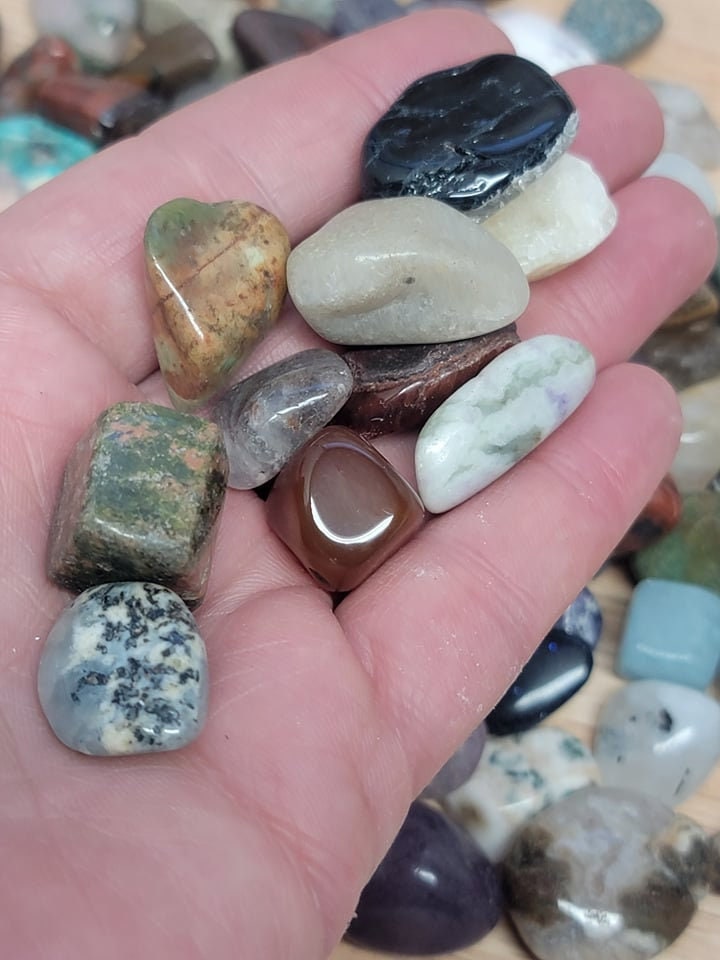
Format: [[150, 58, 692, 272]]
[[211, 349, 353, 489], [287, 196, 529, 346], [362, 54, 577, 214], [47, 402, 228, 607], [415, 335, 595, 513], [144, 198, 290, 411], [594, 680, 720, 805], [504, 786, 710, 960], [38, 583, 208, 756]]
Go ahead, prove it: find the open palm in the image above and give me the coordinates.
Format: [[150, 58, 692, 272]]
[[0, 11, 715, 959]]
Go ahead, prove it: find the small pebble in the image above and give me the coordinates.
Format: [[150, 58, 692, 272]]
[[0, 114, 94, 192], [563, 0, 663, 62], [30, 0, 139, 71], [647, 79, 720, 170], [422, 722, 487, 801], [489, 9, 598, 74], [553, 586, 603, 650], [612, 474, 682, 556], [672, 379, 720, 491]]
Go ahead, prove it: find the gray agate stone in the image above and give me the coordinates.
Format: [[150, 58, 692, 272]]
[[38, 582, 208, 756], [211, 349, 353, 489]]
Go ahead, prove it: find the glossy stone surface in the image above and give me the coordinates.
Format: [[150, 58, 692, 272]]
[[266, 426, 425, 592], [35, 75, 167, 144], [362, 54, 577, 214], [38, 582, 208, 756], [504, 786, 710, 960], [0, 37, 79, 115], [648, 80, 720, 169], [612, 474, 682, 556], [486, 630, 594, 735], [662, 283, 719, 328], [48, 402, 228, 607], [444, 727, 598, 860], [345, 801, 502, 954], [644, 152, 718, 216], [287, 197, 529, 346], [422, 723, 487, 801], [30, 0, 139, 70], [633, 491, 720, 590], [488, 9, 598, 74], [635, 313, 720, 390], [672, 378, 720, 491], [594, 680, 720, 805], [480, 154, 617, 280], [337, 326, 520, 438], [553, 586, 603, 650], [145, 198, 290, 411], [416, 335, 595, 514], [233, 10, 331, 70], [120, 22, 219, 95], [211, 349, 353, 489], [617, 578, 720, 689], [563, 0, 663, 62], [0, 115, 95, 192]]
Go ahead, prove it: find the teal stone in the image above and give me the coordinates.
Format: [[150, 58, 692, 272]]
[[563, 0, 663, 62], [617, 579, 720, 689], [0, 115, 95, 192]]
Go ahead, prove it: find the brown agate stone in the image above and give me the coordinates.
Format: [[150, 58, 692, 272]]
[[612, 475, 682, 557], [336, 325, 520, 437], [0, 37, 79, 115], [266, 426, 425, 592], [119, 23, 220, 95], [232, 10, 332, 70]]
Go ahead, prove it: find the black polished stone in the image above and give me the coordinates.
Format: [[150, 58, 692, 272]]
[[345, 802, 502, 955], [486, 629, 593, 735], [362, 54, 577, 212]]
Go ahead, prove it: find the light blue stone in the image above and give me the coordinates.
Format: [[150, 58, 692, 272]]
[[0, 115, 95, 192], [38, 582, 209, 756], [617, 578, 720, 689]]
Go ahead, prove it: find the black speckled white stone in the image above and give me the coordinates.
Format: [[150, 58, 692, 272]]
[[362, 54, 577, 214], [38, 582, 208, 756]]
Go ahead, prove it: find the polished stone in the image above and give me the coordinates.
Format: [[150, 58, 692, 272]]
[[672, 378, 720, 491], [233, 10, 331, 70], [634, 315, 720, 390], [644, 152, 718, 216], [262, 0, 337, 31], [211, 349, 353, 489], [38, 582, 208, 756], [415, 335, 595, 514], [0, 37, 79, 115], [612, 475, 682, 556], [444, 727, 598, 860], [141, 0, 245, 80], [422, 723, 487, 801], [47, 401, 227, 607], [647, 80, 720, 169], [553, 586, 603, 650], [266, 426, 425, 592], [594, 680, 720, 805], [486, 630, 594, 735], [0, 115, 95, 192], [145, 198, 290, 411], [488, 9, 598, 74], [337, 326, 520, 437], [287, 197, 529, 346], [617, 578, 720, 689], [504, 787, 710, 960], [480, 154, 617, 280], [661, 283, 719, 329], [332, 0, 405, 34], [633, 491, 720, 591], [119, 22, 219, 95], [345, 801, 502, 954], [563, 0, 663, 62], [30, 0, 139, 70], [362, 54, 577, 214]]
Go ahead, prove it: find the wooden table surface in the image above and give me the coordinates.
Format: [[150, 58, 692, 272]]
[[2, 1, 719, 959]]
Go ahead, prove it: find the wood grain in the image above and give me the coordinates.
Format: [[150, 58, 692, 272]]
[[1, 1, 719, 959]]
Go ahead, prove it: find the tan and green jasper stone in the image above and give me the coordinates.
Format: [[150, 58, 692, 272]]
[[144, 198, 290, 411], [48, 402, 228, 607]]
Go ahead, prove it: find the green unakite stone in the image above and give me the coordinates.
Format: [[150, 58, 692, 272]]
[[48, 402, 228, 606], [632, 491, 720, 594]]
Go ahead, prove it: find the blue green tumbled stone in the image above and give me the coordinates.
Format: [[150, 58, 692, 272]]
[[563, 0, 663, 62], [0, 114, 95, 192]]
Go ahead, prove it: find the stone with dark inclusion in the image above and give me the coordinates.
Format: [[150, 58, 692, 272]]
[[232, 10, 332, 70], [119, 22, 219, 96], [612, 475, 682, 557], [210, 349, 353, 489], [486, 629, 593, 735], [421, 722, 487, 801], [47, 401, 228, 607], [362, 54, 577, 214], [337, 326, 519, 437], [553, 586, 603, 650], [504, 786, 710, 960], [0, 37, 79, 116], [38, 582, 208, 756], [266, 426, 425, 592], [345, 801, 502, 954]]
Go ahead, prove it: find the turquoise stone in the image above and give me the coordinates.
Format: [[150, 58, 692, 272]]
[[0, 115, 95, 192], [617, 579, 720, 689]]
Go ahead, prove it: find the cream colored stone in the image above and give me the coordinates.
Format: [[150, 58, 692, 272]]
[[672, 376, 720, 490]]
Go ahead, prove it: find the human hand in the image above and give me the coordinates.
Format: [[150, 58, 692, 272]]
[[0, 10, 715, 959]]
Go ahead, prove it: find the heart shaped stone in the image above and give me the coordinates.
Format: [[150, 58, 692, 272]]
[[144, 198, 290, 410]]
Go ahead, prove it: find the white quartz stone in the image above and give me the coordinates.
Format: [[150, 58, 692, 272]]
[[647, 80, 720, 170], [644, 152, 719, 215], [415, 334, 596, 513], [490, 9, 598, 75], [444, 727, 599, 861], [480, 154, 617, 281], [594, 680, 720, 805], [30, 0, 139, 70], [287, 196, 530, 346], [672, 376, 720, 491]]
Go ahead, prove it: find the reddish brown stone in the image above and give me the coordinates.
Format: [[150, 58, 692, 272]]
[[119, 23, 219, 95], [612, 475, 682, 557], [0, 37, 79, 115], [336, 325, 520, 437], [233, 10, 332, 70], [266, 426, 425, 592]]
